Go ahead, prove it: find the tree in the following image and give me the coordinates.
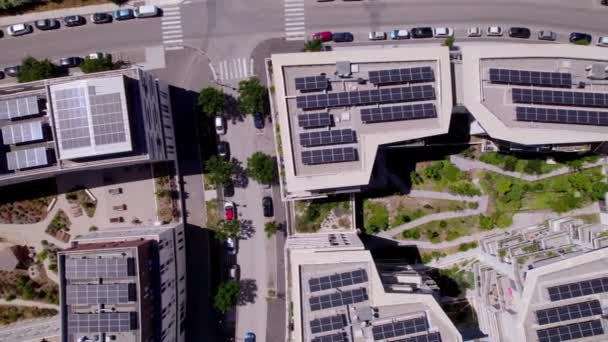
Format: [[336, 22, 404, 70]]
[[79, 55, 115, 74], [18, 56, 60, 83], [303, 39, 323, 52], [0, 0, 37, 10], [214, 219, 240, 241], [442, 36, 455, 49], [198, 87, 226, 117], [205, 155, 233, 186], [247, 152, 275, 185], [214, 280, 240, 313], [264, 221, 279, 238], [237, 78, 266, 114]]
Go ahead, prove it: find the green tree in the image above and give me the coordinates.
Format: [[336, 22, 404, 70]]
[[198, 87, 226, 117], [303, 39, 323, 52], [18, 56, 60, 83], [402, 229, 421, 240], [0, 0, 37, 10], [214, 219, 240, 241], [213, 280, 240, 313], [524, 159, 543, 175], [247, 152, 275, 185], [79, 55, 115, 74], [204, 155, 233, 186], [264, 221, 279, 238], [442, 36, 455, 49], [237, 78, 266, 114], [479, 214, 494, 230], [363, 201, 389, 234]]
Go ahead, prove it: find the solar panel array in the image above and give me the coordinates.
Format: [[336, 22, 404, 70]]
[[536, 319, 604, 342], [66, 284, 131, 305], [300, 129, 355, 148], [67, 313, 132, 333], [0, 96, 39, 120], [308, 269, 368, 292], [547, 277, 608, 301], [372, 317, 429, 341], [512, 88, 608, 108], [310, 314, 346, 334], [309, 288, 367, 311], [489, 68, 572, 88], [516, 106, 608, 126], [298, 112, 331, 128], [295, 76, 328, 92], [536, 300, 602, 326], [296, 85, 435, 110], [64, 257, 132, 279], [89, 92, 127, 146], [2, 121, 43, 145], [311, 332, 347, 342], [395, 332, 442, 342], [301, 147, 357, 165], [369, 67, 434, 85], [6, 147, 48, 171], [361, 103, 437, 123], [53, 87, 92, 150]]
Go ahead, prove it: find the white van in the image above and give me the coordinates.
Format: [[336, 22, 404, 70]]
[[7, 23, 32, 36], [215, 116, 226, 135], [134, 5, 159, 18]]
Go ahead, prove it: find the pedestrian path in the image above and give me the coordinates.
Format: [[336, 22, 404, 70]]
[[210, 58, 255, 82], [284, 0, 306, 41], [161, 6, 184, 50]]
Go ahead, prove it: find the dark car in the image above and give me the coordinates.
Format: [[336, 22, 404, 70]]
[[332, 32, 354, 42], [64, 15, 85, 27], [4, 65, 21, 77], [60, 57, 82, 68], [509, 27, 531, 39], [570, 32, 592, 45], [262, 196, 273, 217], [253, 112, 264, 129], [0, 71, 4, 80], [217, 141, 229, 159], [411, 27, 434, 39], [113, 9, 135, 21], [91, 12, 112, 24], [35, 19, 59, 31]]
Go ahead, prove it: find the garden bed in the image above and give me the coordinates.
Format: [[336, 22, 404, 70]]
[[66, 188, 97, 218], [154, 163, 180, 223], [205, 199, 221, 229], [0, 271, 59, 305], [294, 195, 352, 233], [410, 160, 480, 196], [399, 215, 482, 243], [45, 210, 71, 239], [0, 305, 57, 326]]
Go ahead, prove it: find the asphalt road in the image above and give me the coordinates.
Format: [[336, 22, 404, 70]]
[[0, 317, 60, 342]]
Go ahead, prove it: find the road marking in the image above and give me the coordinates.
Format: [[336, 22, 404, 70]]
[[161, 6, 184, 50], [164, 38, 184, 44], [286, 31, 305, 36], [284, 2, 304, 8], [284, 0, 305, 41], [166, 46, 185, 51], [213, 58, 255, 81], [285, 21, 305, 26], [162, 20, 181, 25], [209, 62, 217, 80], [285, 7, 304, 12], [163, 29, 183, 34]]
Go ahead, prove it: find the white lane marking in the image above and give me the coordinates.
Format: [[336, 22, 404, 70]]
[[164, 38, 184, 44], [166, 46, 185, 50]]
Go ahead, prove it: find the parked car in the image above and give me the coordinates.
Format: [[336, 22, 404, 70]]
[[113, 8, 135, 21], [253, 112, 265, 129], [4, 65, 21, 77], [134, 5, 160, 18], [91, 12, 112, 24], [7, 23, 33, 36], [225, 238, 237, 255], [311, 31, 332, 42], [108, 187, 123, 195], [538, 30, 557, 41], [224, 201, 235, 220], [389, 29, 409, 40], [368, 31, 387, 40], [59, 57, 82, 68], [63, 15, 85, 27], [411, 27, 433, 39], [467, 27, 482, 37], [598, 36, 608, 47], [508, 27, 531, 39], [228, 264, 240, 281], [244, 332, 255, 342], [332, 32, 353, 42], [35, 19, 59, 31], [215, 116, 226, 135], [262, 196, 273, 217], [487, 26, 503, 37], [0, 71, 4, 80], [570, 32, 592, 45], [433, 27, 453, 38], [217, 141, 229, 159]]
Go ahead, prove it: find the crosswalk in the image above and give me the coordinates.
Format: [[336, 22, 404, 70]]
[[210, 58, 255, 82], [284, 0, 306, 41], [161, 6, 184, 51]]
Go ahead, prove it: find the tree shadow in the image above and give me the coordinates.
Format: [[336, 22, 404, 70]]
[[231, 158, 248, 188], [225, 94, 245, 123], [238, 278, 258, 305], [239, 219, 255, 240]]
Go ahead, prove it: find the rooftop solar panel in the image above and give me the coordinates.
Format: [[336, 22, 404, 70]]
[[394, 332, 442, 342], [361, 103, 436, 123], [6, 147, 48, 171], [308, 269, 368, 292], [512, 88, 608, 108], [0, 96, 39, 120], [2, 121, 44, 145], [310, 314, 346, 334], [515, 107, 608, 126], [298, 112, 331, 128], [308, 288, 367, 311], [299, 129, 355, 148], [372, 317, 429, 341], [536, 300, 602, 326], [547, 277, 608, 301], [64, 257, 133, 279], [311, 332, 347, 342], [295, 75, 328, 92], [67, 313, 133, 333], [301, 147, 357, 165], [66, 284, 133, 305], [489, 68, 572, 88], [536, 319, 604, 342], [369, 67, 434, 85]]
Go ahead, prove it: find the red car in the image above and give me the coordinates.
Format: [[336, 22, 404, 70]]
[[312, 31, 332, 42], [224, 201, 235, 220]]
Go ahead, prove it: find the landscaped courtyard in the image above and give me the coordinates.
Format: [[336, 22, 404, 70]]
[[410, 160, 480, 196], [294, 195, 352, 233]]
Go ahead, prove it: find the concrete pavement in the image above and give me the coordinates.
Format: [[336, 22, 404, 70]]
[[0, 317, 60, 342]]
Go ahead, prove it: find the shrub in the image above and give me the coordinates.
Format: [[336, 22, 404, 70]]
[[479, 214, 494, 230], [402, 229, 421, 240], [523, 159, 544, 175], [18, 56, 61, 83], [459, 241, 478, 251], [80, 55, 116, 74], [214, 280, 240, 313], [467, 202, 479, 209], [448, 181, 481, 196], [363, 201, 389, 234], [495, 213, 513, 228], [198, 87, 226, 117], [439, 220, 447, 228]]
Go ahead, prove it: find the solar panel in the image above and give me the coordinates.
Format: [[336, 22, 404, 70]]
[[298, 113, 331, 128], [512, 88, 608, 108], [2, 121, 44, 145], [295, 75, 328, 92], [308, 269, 368, 292], [66, 284, 132, 305], [311, 332, 347, 342], [372, 317, 429, 341], [536, 300, 602, 325], [6, 147, 48, 171], [394, 332, 442, 342], [361, 103, 436, 123], [67, 313, 133, 333], [0, 96, 39, 120], [515, 107, 608, 126], [489, 68, 572, 88], [64, 257, 133, 279], [300, 129, 355, 148], [547, 277, 608, 301], [536, 319, 604, 342], [301, 147, 357, 165], [369, 67, 434, 85], [310, 314, 346, 334], [296, 85, 435, 110], [308, 288, 367, 311], [89, 92, 127, 146], [53, 87, 92, 150]]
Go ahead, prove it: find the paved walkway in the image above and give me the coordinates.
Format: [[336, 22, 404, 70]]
[[0, 298, 60, 310]]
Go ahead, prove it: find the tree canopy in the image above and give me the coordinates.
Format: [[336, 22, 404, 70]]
[[213, 280, 240, 313], [237, 78, 266, 114], [0, 0, 37, 11], [198, 87, 226, 117], [204, 155, 233, 186], [246, 152, 275, 185], [18, 56, 61, 83], [214, 219, 240, 241], [79, 55, 115, 74], [303, 39, 323, 52], [264, 221, 279, 238]]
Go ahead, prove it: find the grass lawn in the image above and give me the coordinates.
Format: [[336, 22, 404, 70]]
[[295, 195, 351, 233]]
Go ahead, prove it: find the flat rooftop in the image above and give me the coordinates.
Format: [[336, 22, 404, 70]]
[[271, 47, 452, 197]]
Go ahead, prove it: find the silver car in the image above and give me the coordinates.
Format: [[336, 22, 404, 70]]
[[538, 30, 557, 41], [7, 23, 32, 36]]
